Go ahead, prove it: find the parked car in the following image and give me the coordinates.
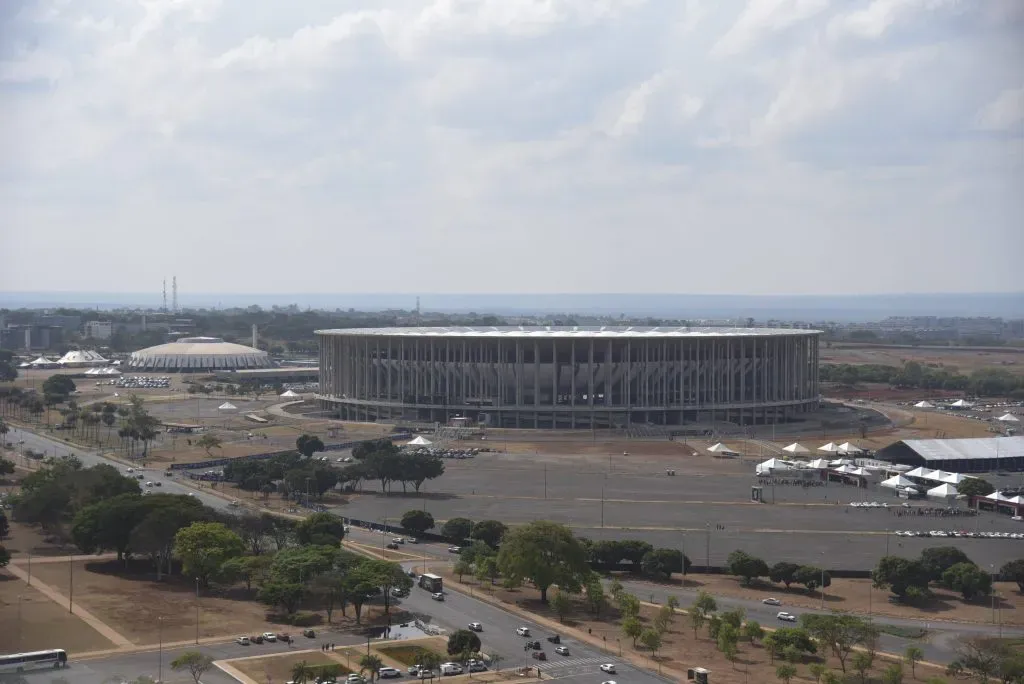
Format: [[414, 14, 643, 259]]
[[303, 629, 316, 638], [516, 627, 531, 637], [378, 667, 401, 679], [466, 660, 486, 673], [526, 641, 541, 650], [447, 546, 461, 554], [531, 652, 547, 661], [431, 592, 445, 601], [249, 635, 264, 644], [235, 636, 250, 645], [555, 646, 569, 656], [262, 632, 277, 642], [600, 664, 616, 674], [546, 634, 561, 644], [386, 543, 399, 550]]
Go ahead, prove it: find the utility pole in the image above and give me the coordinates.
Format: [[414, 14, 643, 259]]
[[705, 522, 711, 573], [195, 576, 200, 645], [68, 554, 73, 613]]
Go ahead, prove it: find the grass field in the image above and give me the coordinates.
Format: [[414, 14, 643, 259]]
[[377, 643, 445, 667]]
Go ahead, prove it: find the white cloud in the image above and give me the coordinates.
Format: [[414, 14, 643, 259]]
[[0, 0, 1020, 296]]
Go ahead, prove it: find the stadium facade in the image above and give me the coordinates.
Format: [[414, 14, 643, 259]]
[[316, 326, 821, 429], [127, 337, 270, 372]]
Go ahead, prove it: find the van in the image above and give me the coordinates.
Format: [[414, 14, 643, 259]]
[[440, 663, 463, 676]]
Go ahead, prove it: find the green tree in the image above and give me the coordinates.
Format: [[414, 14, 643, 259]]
[[295, 511, 346, 546], [800, 614, 878, 674], [794, 565, 831, 593], [290, 660, 314, 684], [448, 629, 482, 656], [552, 589, 572, 622], [401, 509, 435, 534], [470, 519, 508, 548], [942, 562, 992, 600], [220, 555, 273, 592], [883, 662, 905, 684], [808, 663, 826, 683], [851, 651, 874, 684], [726, 550, 770, 586], [654, 604, 674, 634], [42, 375, 76, 401], [496, 520, 589, 603], [873, 556, 931, 600], [359, 654, 383, 683], [0, 510, 8, 539], [743, 620, 764, 644], [693, 590, 717, 614], [476, 556, 500, 586], [583, 573, 605, 616], [195, 434, 222, 457], [174, 521, 245, 587], [0, 544, 10, 568], [622, 616, 643, 647], [1000, 559, 1024, 593], [441, 517, 474, 543], [904, 646, 923, 679], [344, 562, 381, 624], [957, 477, 995, 498], [640, 628, 662, 657], [616, 592, 640, 619], [71, 493, 145, 562], [453, 558, 472, 582], [460, 540, 496, 566], [170, 652, 214, 684], [310, 570, 349, 622], [690, 609, 706, 638], [296, 434, 326, 459], [776, 664, 797, 684], [641, 548, 688, 579], [770, 561, 802, 588], [259, 580, 306, 615], [921, 546, 974, 582], [0, 457, 13, 477]]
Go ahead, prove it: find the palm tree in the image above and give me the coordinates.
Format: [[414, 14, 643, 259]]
[[0, 418, 9, 445], [359, 654, 383, 683], [290, 660, 313, 684]]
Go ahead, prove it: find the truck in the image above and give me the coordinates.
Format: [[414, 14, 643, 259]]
[[418, 573, 443, 593]]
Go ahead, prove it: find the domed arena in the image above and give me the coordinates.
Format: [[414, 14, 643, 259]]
[[126, 337, 271, 372]]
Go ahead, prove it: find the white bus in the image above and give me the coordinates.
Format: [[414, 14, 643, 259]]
[[0, 649, 68, 673]]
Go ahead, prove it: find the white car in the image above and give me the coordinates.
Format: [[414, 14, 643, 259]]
[[448, 546, 461, 553], [762, 598, 781, 606], [145, 481, 154, 487], [600, 664, 616, 674], [777, 612, 797, 622], [378, 667, 401, 679], [235, 636, 250, 645], [262, 632, 277, 642], [555, 646, 569, 656], [468, 622, 483, 631], [516, 627, 531, 637], [432, 592, 445, 601], [440, 662, 463, 676], [392, 537, 405, 544]]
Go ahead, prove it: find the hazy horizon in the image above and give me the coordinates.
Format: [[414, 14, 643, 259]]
[[1, 2, 1021, 294]]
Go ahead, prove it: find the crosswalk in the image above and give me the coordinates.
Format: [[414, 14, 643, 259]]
[[537, 655, 613, 677]]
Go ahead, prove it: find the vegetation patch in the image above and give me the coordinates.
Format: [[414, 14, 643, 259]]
[[378, 644, 444, 667]]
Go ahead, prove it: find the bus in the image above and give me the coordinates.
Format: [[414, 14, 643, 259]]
[[418, 573, 443, 593], [0, 649, 68, 673]]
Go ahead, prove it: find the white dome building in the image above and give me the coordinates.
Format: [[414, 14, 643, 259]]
[[57, 349, 109, 367], [127, 337, 271, 372]]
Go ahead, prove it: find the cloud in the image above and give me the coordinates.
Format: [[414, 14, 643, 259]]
[[0, 0, 1020, 296]]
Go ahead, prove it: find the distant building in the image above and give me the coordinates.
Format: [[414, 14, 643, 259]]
[[0, 324, 64, 351], [875, 437, 1024, 473], [127, 337, 271, 372], [84, 321, 115, 340]]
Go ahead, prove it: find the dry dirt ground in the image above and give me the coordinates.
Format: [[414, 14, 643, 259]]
[[436, 569, 973, 684], [0, 570, 116, 653], [3, 520, 80, 559], [29, 559, 387, 645], [625, 573, 1024, 626], [232, 650, 348, 683], [821, 344, 1024, 377]]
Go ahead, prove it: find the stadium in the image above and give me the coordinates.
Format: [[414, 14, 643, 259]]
[[126, 336, 271, 372], [316, 326, 821, 429]]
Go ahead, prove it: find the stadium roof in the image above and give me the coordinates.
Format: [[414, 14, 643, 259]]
[[316, 326, 821, 338], [127, 337, 270, 371], [893, 437, 1024, 462]]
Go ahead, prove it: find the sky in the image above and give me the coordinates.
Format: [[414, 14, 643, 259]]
[[0, 0, 1022, 297]]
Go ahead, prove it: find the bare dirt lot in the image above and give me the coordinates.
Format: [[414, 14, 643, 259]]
[[0, 570, 116, 653], [231, 650, 348, 683], [3, 520, 79, 559], [821, 344, 1024, 377]]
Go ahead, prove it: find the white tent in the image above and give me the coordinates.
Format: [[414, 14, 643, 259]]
[[29, 356, 56, 367], [829, 458, 854, 467], [905, 466, 938, 479], [218, 402, 237, 410], [280, 389, 300, 398], [782, 443, 810, 454], [407, 435, 433, 446], [940, 472, 968, 485], [922, 470, 951, 482], [838, 442, 864, 455], [997, 413, 1020, 423], [707, 442, 732, 453], [808, 458, 832, 469], [927, 483, 959, 499], [881, 474, 916, 489], [756, 458, 794, 474], [834, 464, 869, 477], [913, 401, 935, 409], [818, 442, 841, 453], [950, 399, 974, 408]]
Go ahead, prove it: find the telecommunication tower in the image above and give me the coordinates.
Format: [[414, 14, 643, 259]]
[[172, 276, 179, 313]]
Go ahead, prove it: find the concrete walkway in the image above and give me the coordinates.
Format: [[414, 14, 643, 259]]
[[3, 564, 133, 647]]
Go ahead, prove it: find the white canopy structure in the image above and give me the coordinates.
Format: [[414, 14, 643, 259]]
[[218, 402, 238, 410], [905, 466, 939, 479], [838, 442, 864, 455], [940, 472, 968, 485], [280, 389, 300, 398], [756, 458, 795, 474], [707, 442, 732, 453], [57, 349, 108, 367], [818, 442, 840, 453], [913, 401, 935, 409], [997, 413, 1020, 423], [782, 443, 810, 454], [834, 464, 869, 477], [29, 356, 57, 367], [950, 399, 974, 408], [808, 458, 832, 469], [881, 474, 916, 489], [927, 483, 959, 499], [829, 458, 854, 467], [407, 435, 433, 446]]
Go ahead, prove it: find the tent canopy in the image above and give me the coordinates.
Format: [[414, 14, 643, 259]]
[[950, 399, 974, 408], [756, 458, 794, 474], [940, 472, 968, 485], [783, 443, 810, 454], [914, 401, 935, 409], [838, 442, 864, 454], [905, 466, 938, 479], [997, 413, 1020, 423], [881, 474, 916, 489], [279, 389, 299, 398], [818, 442, 840, 453], [808, 458, 831, 469], [407, 435, 432, 446], [927, 483, 959, 498], [218, 402, 237, 410]]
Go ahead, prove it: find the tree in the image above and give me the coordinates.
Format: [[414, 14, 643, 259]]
[[739, 618, 763, 643], [0, 457, 13, 477], [496, 520, 589, 603], [0, 510, 8, 539], [195, 434, 222, 457], [808, 664, 826, 683], [486, 653, 503, 672], [1001, 559, 1024, 593], [765, 628, 817, 663], [476, 556, 500, 587], [448, 629, 482, 656], [776, 664, 797, 684], [220, 555, 272, 592], [441, 517, 474, 544], [359, 654, 383, 683], [296, 434, 326, 459], [794, 565, 831, 593], [344, 563, 381, 624], [640, 628, 662, 657], [291, 660, 315, 684], [622, 616, 643, 647], [873, 556, 931, 600], [460, 540, 496, 566], [173, 522, 245, 587], [641, 548, 688, 580], [453, 559, 472, 582], [470, 520, 508, 548], [170, 652, 214, 684], [552, 589, 572, 622], [693, 589, 717, 614], [904, 646, 923, 679], [584, 573, 605, 616], [852, 651, 874, 684], [921, 546, 974, 582], [653, 604, 674, 634], [295, 512, 346, 546], [770, 561, 802, 588], [619, 539, 654, 570], [0, 545, 10, 568], [71, 493, 145, 562], [259, 580, 306, 615], [800, 614, 878, 673], [726, 550, 769, 586], [957, 477, 995, 498], [689, 609, 706, 638], [942, 562, 992, 600], [882, 663, 905, 684], [401, 509, 435, 535], [42, 375, 76, 401], [616, 592, 640, 619]]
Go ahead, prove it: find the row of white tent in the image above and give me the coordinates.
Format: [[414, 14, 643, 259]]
[[755, 457, 869, 476], [913, 400, 1019, 422], [780, 441, 866, 455], [84, 367, 123, 377]]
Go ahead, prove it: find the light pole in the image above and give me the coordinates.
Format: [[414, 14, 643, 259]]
[[991, 564, 996, 624], [820, 551, 826, 610], [68, 554, 73, 613], [705, 522, 711, 573], [600, 483, 605, 529], [158, 616, 164, 683], [195, 576, 201, 645]]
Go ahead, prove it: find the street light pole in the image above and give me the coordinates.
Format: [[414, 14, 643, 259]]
[[600, 483, 605, 529], [158, 616, 164, 683], [705, 522, 711, 573], [68, 554, 73, 613], [195, 577, 200, 645]]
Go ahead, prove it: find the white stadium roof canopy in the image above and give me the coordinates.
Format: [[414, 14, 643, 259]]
[[315, 325, 821, 339]]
